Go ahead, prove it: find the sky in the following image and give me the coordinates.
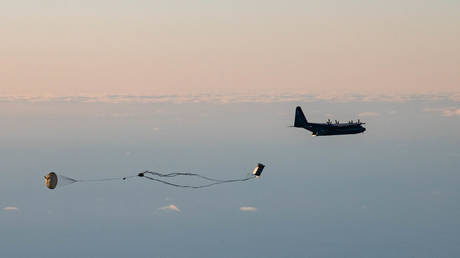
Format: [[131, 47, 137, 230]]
[[1, 0, 459, 97], [1, 1, 460, 258]]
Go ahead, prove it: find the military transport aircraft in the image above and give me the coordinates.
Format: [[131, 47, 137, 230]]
[[292, 106, 366, 136]]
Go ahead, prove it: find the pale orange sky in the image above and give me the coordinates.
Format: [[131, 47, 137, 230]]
[[1, 1, 459, 97]]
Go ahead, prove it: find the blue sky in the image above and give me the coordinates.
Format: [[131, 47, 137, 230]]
[[1, 96, 459, 258]]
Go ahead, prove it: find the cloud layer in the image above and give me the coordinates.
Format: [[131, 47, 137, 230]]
[[158, 204, 181, 213], [240, 206, 257, 212], [358, 112, 379, 117], [3, 206, 19, 211], [0, 93, 458, 104], [424, 107, 460, 117]]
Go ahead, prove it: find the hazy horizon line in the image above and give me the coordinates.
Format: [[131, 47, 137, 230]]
[[0, 92, 458, 104]]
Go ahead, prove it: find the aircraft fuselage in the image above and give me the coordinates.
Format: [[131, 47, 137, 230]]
[[293, 106, 366, 136], [303, 122, 365, 136]]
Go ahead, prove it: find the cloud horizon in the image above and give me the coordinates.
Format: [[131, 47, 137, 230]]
[[0, 92, 458, 105]]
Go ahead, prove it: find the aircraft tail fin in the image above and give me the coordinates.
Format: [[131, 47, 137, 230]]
[[294, 106, 308, 127]]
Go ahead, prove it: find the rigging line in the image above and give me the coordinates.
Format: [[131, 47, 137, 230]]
[[76, 175, 137, 182], [143, 171, 232, 182], [142, 174, 256, 189]]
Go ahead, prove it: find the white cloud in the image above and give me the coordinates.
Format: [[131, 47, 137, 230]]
[[240, 206, 257, 212], [358, 112, 379, 117], [3, 206, 19, 211], [158, 204, 181, 213], [424, 107, 460, 117]]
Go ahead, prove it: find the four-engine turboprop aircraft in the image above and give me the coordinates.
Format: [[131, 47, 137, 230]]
[[293, 106, 366, 136]]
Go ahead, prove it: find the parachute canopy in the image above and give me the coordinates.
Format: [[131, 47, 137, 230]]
[[44, 172, 58, 189], [44, 172, 78, 189]]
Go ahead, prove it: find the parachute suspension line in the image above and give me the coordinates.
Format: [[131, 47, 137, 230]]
[[76, 175, 137, 183], [130, 167, 262, 188], [141, 173, 256, 189], [141, 171, 248, 183]]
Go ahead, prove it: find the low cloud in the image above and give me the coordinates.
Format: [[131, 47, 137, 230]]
[[3, 206, 19, 211], [424, 107, 460, 117], [158, 204, 181, 213], [358, 112, 379, 117], [240, 206, 257, 212]]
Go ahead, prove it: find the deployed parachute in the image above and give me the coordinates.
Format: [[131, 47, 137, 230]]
[[44, 172, 58, 189], [44, 172, 78, 189], [44, 163, 265, 190]]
